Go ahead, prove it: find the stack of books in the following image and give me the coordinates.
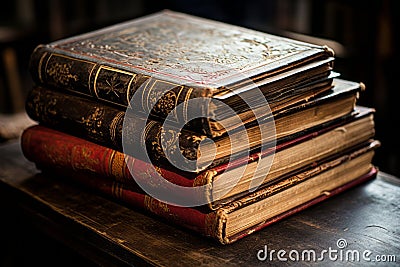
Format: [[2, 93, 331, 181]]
[[21, 10, 379, 245]]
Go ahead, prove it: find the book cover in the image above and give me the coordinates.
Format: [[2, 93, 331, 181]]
[[25, 78, 362, 172], [21, 106, 376, 210], [40, 144, 379, 245], [28, 10, 335, 137]]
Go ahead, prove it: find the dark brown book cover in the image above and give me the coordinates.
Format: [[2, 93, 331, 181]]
[[29, 10, 335, 137], [25, 78, 363, 171]]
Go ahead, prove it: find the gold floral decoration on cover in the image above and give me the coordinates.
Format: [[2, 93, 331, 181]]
[[79, 107, 104, 136], [46, 61, 78, 86], [52, 12, 315, 85]]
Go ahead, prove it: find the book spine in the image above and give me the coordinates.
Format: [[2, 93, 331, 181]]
[[29, 45, 213, 135], [21, 125, 206, 187], [25, 86, 205, 167]]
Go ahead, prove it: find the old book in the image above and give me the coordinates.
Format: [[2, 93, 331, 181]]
[[39, 143, 379, 245], [25, 78, 362, 172], [28, 10, 335, 137], [21, 106, 376, 209]]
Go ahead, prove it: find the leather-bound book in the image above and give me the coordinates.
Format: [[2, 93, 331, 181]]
[[28, 10, 335, 138], [38, 143, 379, 245]]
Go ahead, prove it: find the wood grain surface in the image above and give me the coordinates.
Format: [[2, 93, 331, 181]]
[[0, 140, 399, 266]]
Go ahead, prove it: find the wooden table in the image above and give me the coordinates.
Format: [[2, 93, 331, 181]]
[[0, 140, 399, 266]]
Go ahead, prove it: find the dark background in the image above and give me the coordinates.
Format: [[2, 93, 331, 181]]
[[0, 1, 399, 266], [1, 0, 399, 179]]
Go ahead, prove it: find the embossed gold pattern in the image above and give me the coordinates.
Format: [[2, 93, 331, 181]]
[[79, 107, 104, 135], [54, 12, 314, 84], [29, 10, 333, 138], [46, 62, 78, 86], [110, 151, 126, 181]]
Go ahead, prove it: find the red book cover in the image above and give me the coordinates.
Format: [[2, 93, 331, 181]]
[[42, 160, 378, 245]]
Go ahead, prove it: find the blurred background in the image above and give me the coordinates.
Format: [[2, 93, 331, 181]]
[[0, 1, 399, 265], [0, 0, 399, 178]]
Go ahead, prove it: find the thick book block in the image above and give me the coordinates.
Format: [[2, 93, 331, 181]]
[[28, 10, 335, 137], [21, 106, 376, 209], [25, 78, 362, 171]]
